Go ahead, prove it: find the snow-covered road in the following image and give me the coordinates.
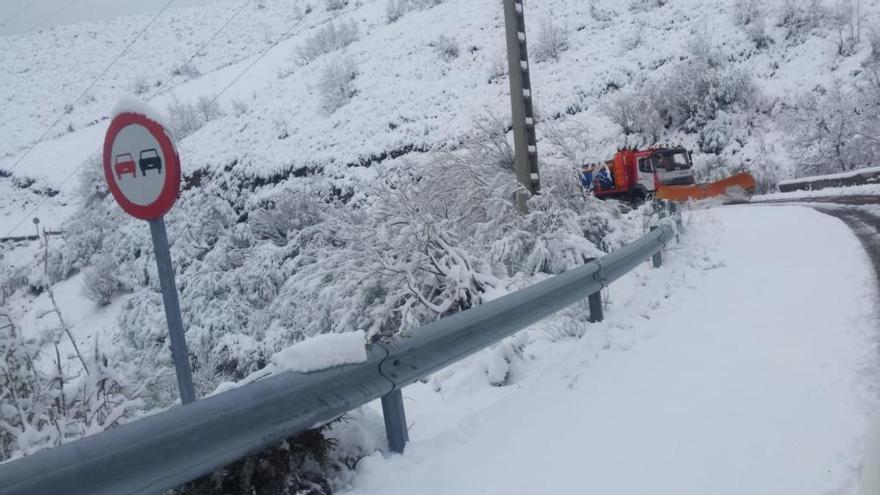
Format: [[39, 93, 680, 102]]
[[339, 205, 879, 495]]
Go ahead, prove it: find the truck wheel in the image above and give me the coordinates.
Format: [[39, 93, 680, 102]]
[[630, 188, 647, 205]]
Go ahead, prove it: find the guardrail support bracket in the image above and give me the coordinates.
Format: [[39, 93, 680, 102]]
[[381, 389, 409, 454]]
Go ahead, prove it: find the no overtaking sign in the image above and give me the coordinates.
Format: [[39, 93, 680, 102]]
[[103, 112, 181, 220], [103, 102, 195, 405]]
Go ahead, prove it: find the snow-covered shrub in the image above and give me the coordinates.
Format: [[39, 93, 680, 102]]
[[171, 58, 200, 78], [781, 83, 877, 175], [0, 314, 130, 461], [732, 0, 761, 26], [166, 95, 222, 139], [600, 85, 664, 145], [588, 0, 616, 23], [173, 428, 334, 495], [778, 0, 824, 42], [385, 0, 408, 23], [231, 98, 250, 116], [81, 256, 122, 306], [602, 35, 758, 146], [325, 0, 347, 10], [600, 89, 640, 137], [655, 36, 757, 133], [431, 35, 459, 62], [864, 26, 880, 89], [297, 21, 359, 62], [76, 152, 108, 205], [869, 26, 880, 62], [829, 0, 862, 56], [318, 56, 359, 113], [131, 74, 151, 95], [533, 18, 570, 63], [629, 0, 667, 11], [385, 0, 444, 23], [697, 111, 734, 154], [249, 190, 324, 246], [745, 14, 772, 48], [196, 95, 222, 121], [167, 97, 203, 138], [541, 120, 587, 166], [463, 112, 514, 170], [487, 54, 507, 84]]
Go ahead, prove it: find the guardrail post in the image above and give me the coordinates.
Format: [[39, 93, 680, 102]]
[[586, 257, 604, 323], [650, 226, 663, 268], [588, 291, 604, 323], [381, 389, 409, 453]]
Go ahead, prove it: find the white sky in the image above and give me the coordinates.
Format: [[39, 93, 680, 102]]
[[0, 0, 226, 36]]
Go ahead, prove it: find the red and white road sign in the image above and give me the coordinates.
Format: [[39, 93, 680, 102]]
[[102, 112, 181, 220]]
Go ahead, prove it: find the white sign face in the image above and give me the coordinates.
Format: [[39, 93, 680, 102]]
[[109, 123, 168, 206]]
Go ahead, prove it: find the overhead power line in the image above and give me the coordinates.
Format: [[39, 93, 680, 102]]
[[2, 8, 307, 238], [1, 0, 177, 175], [0, 0, 38, 28]]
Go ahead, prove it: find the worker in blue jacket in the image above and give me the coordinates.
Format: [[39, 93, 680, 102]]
[[580, 164, 595, 190], [596, 164, 614, 189]]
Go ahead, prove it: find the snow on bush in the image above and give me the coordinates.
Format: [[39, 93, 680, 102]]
[[602, 33, 758, 146], [829, 0, 863, 56], [0, 309, 130, 461], [166, 95, 223, 139], [81, 255, 123, 306], [297, 21, 359, 63], [430, 35, 459, 62], [533, 18, 570, 63], [777, 0, 824, 43], [628, 0, 668, 11], [782, 83, 879, 175], [325, 0, 347, 11], [318, 56, 359, 113], [130, 73, 152, 95], [487, 53, 508, 84], [385, 0, 444, 23], [171, 58, 201, 78]]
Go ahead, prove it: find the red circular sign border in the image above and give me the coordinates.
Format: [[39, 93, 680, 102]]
[[103, 112, 181, 220]]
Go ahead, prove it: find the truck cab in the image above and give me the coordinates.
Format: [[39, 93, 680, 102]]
[[592, 146, 695, 202]]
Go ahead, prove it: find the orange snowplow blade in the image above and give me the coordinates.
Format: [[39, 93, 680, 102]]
[[656, 172, 756, 203]]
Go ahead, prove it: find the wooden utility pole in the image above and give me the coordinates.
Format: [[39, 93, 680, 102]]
[[503, 0, 540, 212]]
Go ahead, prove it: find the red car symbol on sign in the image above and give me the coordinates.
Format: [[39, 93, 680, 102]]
[[139, 148, 162, 176], [114, 153, 137, 180]]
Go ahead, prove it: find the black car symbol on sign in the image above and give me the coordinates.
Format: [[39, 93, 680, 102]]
[[139, 149, 162, 176]]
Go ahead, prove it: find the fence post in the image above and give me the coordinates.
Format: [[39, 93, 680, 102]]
[[381, 389, 409, 453], [650, 226, 663, 268]]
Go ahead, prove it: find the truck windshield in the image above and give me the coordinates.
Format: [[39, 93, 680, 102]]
[[653, 151, 690, 170]]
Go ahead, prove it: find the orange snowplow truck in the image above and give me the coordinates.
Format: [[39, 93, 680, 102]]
[[589, 145, 756, 203]]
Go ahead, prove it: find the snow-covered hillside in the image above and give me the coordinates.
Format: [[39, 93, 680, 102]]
[[2, 0, 879, 236], [1, 0, 880, 487]]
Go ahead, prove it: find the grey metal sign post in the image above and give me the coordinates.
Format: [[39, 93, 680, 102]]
[[149, 218, 196, 404], [102, 107, 196, 405]]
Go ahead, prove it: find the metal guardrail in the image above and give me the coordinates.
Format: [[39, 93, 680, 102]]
[[0, 224, 674, 495]]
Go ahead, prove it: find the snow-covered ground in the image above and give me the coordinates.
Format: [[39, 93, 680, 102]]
[[333, 205, 879, 495]]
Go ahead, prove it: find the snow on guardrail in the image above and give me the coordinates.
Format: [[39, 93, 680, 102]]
[[778, 166, 880, 193]]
